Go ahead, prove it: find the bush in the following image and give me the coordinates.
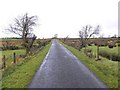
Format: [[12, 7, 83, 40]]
[[0, 47, 3, 51], [114, 45, 116, 47], [111, 53, 120, 61], [1, 46, 23, 51], [42, 42, 46, 46], [118, 43, 120, 47], [7, 46, 19, 50], [94, 43, 97, 46], [106, 53, 111, 60], [107, 41, 116, 48], [100, 43, 107, 47], [99, 50, 120, 62], [99, 51, 111, 60], [108, 45, 113, 48], [99, 51, 107, 58], [88, 44, 92, 46]]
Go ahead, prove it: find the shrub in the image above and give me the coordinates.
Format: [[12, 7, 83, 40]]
[[99, 50, 120, 62], [7, 46, 19, 50], [106, 53, 111, 60], [111, 53, 120, 61], [99, 51, 111, 60], [114, 45, 116, 47], [0, 47, 3, 51], [1, 45, 23, 51], [99, 51, 107, 58], [88, 44, 92, 46], [100, 43, 107, 47], [108, 45, 113, 48], [94, 43, 97, 46], [107, 41, 116, 48], [118, 43, 120, 47]]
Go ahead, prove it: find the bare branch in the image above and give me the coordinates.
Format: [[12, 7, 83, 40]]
[[79, 25, 100, 49], [6, 13, 38, 54]]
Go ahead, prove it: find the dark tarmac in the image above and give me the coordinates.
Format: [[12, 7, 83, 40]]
[[28, 40, 107, 88]]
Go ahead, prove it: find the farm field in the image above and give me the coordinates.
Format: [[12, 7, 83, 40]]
[[1, 49, 26, 68], [2, 49, 26, 58], [60, 38, 120, 61], [1, 38, 51, 76], [0, 38, 22, 41], [60, 41, 119, 88], [0, 39, 23, 47], [1, 38, 119, 88], [2, 42, 51, 88], [1, 37, 52, 88], [87, 45, 118, 54], [0, 38, 51, 47]]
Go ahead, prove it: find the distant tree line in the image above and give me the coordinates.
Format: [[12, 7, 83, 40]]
[[2, 37, 22, 39]]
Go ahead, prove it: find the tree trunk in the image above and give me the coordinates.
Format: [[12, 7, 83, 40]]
[[26, 48, 29, 55]]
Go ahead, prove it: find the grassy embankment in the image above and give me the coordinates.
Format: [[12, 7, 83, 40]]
[[60, 41, 119, 88], [2, 42, 51, 88]]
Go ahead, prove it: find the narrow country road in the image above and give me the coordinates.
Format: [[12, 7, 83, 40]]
[[28, 40, 107, 88]]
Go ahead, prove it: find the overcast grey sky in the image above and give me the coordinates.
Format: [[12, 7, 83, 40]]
[[0, 0, 119, 38]]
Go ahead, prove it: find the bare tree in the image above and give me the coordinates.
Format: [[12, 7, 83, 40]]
[[79, 30, 85, 49], [79, 25, 100, 51], [6, 13, 38, 54], [54, 34, 58, 39], [64, 35, 69, 41]]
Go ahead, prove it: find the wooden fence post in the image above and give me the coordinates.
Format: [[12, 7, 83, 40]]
[[3, 55, 6, 68], [96, 45, 101, 60], [13, 52, 16, 64]]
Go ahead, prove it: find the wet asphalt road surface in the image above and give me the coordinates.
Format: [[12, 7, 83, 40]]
[[28, 40, 107, 88]]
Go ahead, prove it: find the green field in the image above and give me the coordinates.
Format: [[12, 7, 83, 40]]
[[2, 49, 26, 57], [60, 41, 119, 88], [2, 42, 51, 88], [87, 45, 118, 55], [0, 38, 22, 41], [1, 49, 26, 68]]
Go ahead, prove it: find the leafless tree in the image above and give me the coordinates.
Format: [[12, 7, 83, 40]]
[[79, 31, 85, 49], [64, 35, 69, 41], [6, 13, 38, 54], [54, 34, 58, 39], [79, 25, 100, 51]]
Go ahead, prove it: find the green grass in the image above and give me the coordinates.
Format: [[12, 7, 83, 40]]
[[1, 49, 26, 68], [2, 49, 26, 57], [2, 42, 51, 88], [87, 45, 118, 55], [60, 42, 119, 88]]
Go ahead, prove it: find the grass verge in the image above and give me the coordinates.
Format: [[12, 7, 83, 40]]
[[60, 41, 118, 88], [2, 42, 51, 88]]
